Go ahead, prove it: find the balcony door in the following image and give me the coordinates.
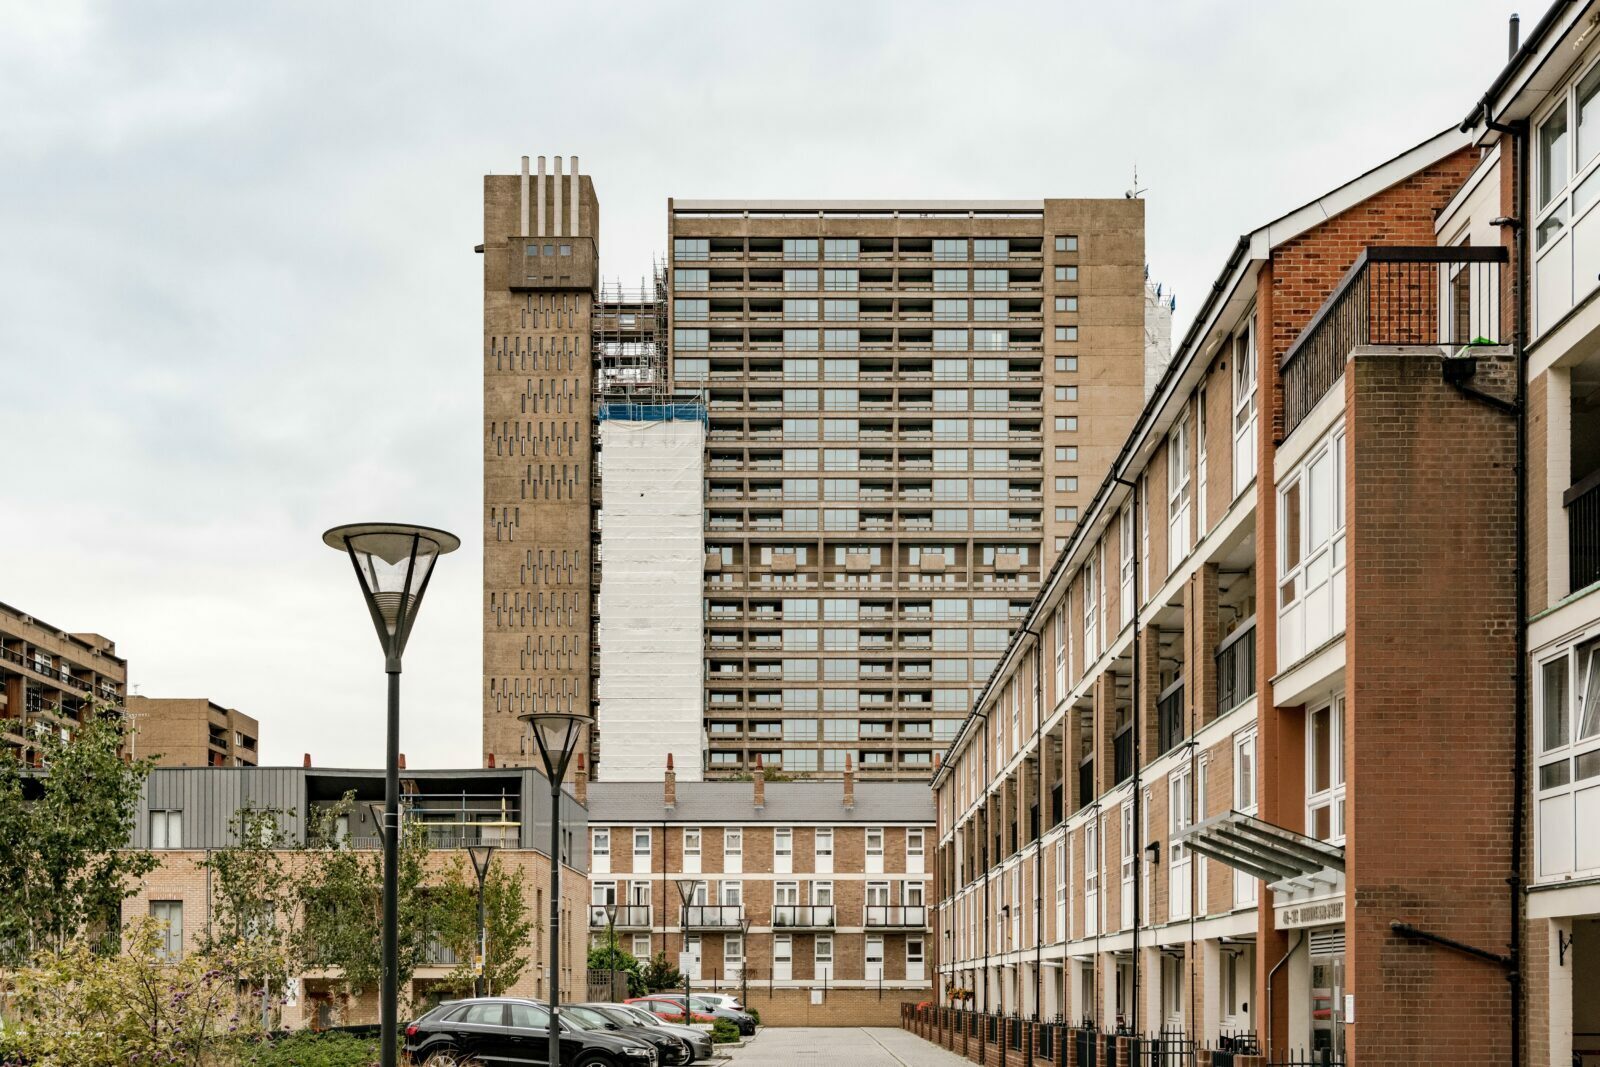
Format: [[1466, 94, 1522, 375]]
[[773, 933, 793, 981]]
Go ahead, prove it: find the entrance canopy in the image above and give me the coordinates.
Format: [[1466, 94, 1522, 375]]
[[1179, 810, 1345, 889]]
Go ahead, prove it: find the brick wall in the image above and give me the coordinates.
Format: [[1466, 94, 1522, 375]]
[[1345, 346, 1517, 1064]]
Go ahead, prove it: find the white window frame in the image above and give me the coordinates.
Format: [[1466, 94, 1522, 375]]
[[1168, 406, 1192, 569], [1234, 731, 1259, 907], [1083, 555, 1100, 664], [1277, 424, 1346, 668], [1533, 62, 1600, 334], [724, 827, 742, 856], [1119, 802, 1135, 931], [1168, 765, 1193, 922], [1232, 317, 1258, 494], [592, 828, 610, 858], [1535, 641, 1600, 879], [683, 827, 701, 857], [1119, 504, 1135, 625], [1084, 818, 1100, 938], [1305, 696, 1347, 845], [1196, 384, 1209, 529], [149, 809, 183, 850]]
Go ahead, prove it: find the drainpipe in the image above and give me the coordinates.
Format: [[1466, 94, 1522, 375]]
[[1480, 99, 1529, 1067], [1265, 930, 1304, 1054], [1025, 622, 1045, 1020], [1112, 475, 1142, 1033]]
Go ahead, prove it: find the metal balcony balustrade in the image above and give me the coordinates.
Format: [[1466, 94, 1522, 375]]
[[681, 904, 744, 929], [1156, 680, 1185, 755], [864, 904, 928, 928], [1567, 468, 1600, 592], [1216, 616, 1257, 713], [1113, 723, 1133, 785], [1279, 245, 1507, 437], [771, 904, 835, 928], [589, 905, 652, 929]]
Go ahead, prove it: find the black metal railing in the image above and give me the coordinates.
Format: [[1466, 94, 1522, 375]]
[[1078, 755, 1095, 811], [1280, 245, 1508, 437], [1157, 680, 1185, 755], [1130, 1027, 1195, 1066], [1076, 1026, 1099, 1067], [1216, 616, 1257, 713], [1267, 1049, 1345, 1067], [1008, 1016, 1025, 1051], [1566, 468, 1600, 591], [589, 904, 652, 928], [864, 905, 928, 928], [1114, 723, 1133, 784], [682, 904, 744, 928], [772, 904, 835, 928]]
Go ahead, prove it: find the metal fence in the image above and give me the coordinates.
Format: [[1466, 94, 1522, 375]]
[[1266, 1050, 1345, 1067], [1279, 245, 1507, 437]]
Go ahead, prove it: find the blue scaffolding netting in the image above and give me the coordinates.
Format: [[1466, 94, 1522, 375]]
[[597, 401, 707, 423]]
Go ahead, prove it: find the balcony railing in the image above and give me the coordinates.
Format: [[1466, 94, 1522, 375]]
[[682, 904, 744, 929], [1216, 616, 1257, 713], [864, 905, 928, 928], [772, 905, 835, 928], [1568, 469, 1600, 592], [1280, 245, 1507, 437], [1113, 724, 1133, 785], [1078, 755, 1094, 810], [1157, 680, 1185, 755], [590, 905, 653, 929]]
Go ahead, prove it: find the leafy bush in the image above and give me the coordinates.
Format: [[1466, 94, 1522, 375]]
[[243, 1030, 383, 1067], [745, 1007, 760, 1026], [709, 1019, 740, 1044], [587, 944, 646, 996], [639, 950, 683, 993]]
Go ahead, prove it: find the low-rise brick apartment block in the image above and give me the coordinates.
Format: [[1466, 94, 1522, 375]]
[[126, 766, 588, 1028], [1, 598, 125, 762], [126, 695, 259, 767], [584, 759, 934, 1025], [931, 120, 1525, 1066]]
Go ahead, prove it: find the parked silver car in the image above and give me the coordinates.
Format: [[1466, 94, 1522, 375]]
[[582, 1002, 715, 1063]]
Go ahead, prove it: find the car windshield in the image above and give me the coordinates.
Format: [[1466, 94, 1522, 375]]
[[564, 1007, 613, 1029], [591, 1006, 643, 1027]]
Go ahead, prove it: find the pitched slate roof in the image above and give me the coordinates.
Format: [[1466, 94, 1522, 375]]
[[586, 780, 933, 824]]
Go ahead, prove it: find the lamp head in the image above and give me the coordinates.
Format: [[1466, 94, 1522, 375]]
[[674, 877, 698, 905], [323, 523, 460, 666], [467, 844, 497, 880], [517, 710, 594, 782]]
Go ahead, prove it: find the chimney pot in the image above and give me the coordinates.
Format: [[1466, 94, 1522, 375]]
[[303, 753, 311, 768], [398, 753, 407, 770], [486, 753, 496, 769]]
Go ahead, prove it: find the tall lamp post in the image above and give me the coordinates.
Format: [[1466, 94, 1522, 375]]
[[604, 901, 619, 999], [519, 708, 592, 1067], [674, 878, 698, 1025], [467, 845, 498, 997], [324, 522, 458, 1067]]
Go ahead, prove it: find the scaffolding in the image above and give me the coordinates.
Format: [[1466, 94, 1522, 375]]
[[589, 263, 707, 778]]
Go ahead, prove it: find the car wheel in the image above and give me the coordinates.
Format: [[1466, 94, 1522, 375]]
[[574, 1053, 618, 1067], [423, 1051, 481, 1067]]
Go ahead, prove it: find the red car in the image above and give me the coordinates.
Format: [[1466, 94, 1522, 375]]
[[625, 996, 717, 1026]]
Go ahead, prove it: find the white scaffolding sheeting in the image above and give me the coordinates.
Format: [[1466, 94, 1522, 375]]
[[596, 417, 705, 781]]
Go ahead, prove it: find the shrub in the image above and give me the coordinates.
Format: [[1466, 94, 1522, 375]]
[[709, 1019, 740, 1044], [745, 1007, 760, 1026], [243, 1030, 384, 1067]]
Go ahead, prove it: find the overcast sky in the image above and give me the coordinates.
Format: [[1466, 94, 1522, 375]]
[[0, 0, 1519, 768]]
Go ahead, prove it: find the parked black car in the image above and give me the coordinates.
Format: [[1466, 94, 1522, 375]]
[[579, 1003, 713, 1064], [404, 996, 658, 1066], [555, 1005, 691, 1065]]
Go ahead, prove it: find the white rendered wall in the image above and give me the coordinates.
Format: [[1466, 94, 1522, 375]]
[[596, 418, 705, 781]]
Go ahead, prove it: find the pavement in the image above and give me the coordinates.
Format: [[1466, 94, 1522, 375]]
[[725, 1026, 970, 1066]]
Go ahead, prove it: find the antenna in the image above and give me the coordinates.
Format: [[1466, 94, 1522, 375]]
[[1124, 163, 1148, 200]]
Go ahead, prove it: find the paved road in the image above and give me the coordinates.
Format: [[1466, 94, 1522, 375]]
[[728, 1026, 969, 1066]]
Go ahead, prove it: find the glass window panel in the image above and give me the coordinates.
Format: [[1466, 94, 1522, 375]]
[[1541, 102, 1571, 210], [1543, 656, 1570, 753]]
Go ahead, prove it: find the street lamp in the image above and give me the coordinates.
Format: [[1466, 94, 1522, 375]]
[[738, 915, 751, 1011], [603, 901, 620, 999], [674, 877, 698, 1025], [467, 845, 498, 997], [519, 707, 592, 1067], [324, 522, 458, 1067]]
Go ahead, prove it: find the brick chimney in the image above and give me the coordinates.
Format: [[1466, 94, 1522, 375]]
[[753, 755, 766, 810], [574, 752, 589, 806], [303, 753, 312, 768], [398, 753, 407, 770], [486, 752, 496, 769], [664, 753, 677, 810], [843, 753, 855, 810]]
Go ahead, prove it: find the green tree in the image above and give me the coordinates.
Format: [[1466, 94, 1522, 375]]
[[295, 796, 434, 1014], [431, 857, 536, 997], [0, 709, 156, 964], [8, 918, 270, 1067], [587, 943, 645, 996], [198, 807, 303, 1020], [639, 950, 683, 993]]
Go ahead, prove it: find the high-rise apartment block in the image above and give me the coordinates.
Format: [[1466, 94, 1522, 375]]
[[670, 200, 1149, 778], [481, 173, 1155, 779]]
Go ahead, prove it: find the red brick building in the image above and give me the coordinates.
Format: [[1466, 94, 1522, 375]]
[[930, 122, 1526, 1064]]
